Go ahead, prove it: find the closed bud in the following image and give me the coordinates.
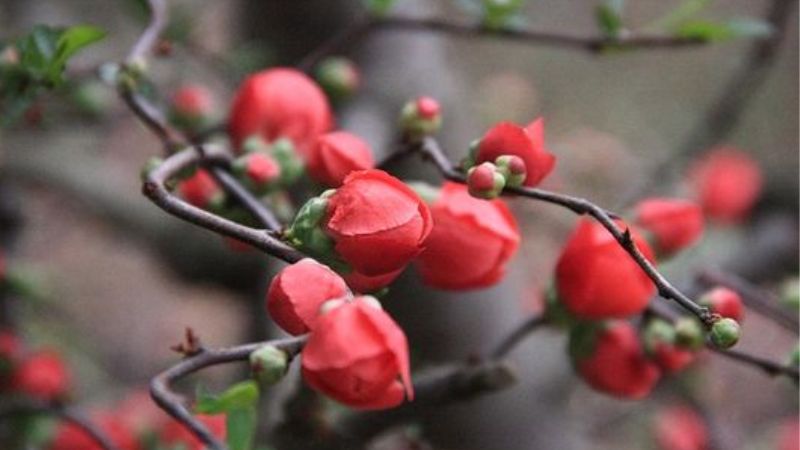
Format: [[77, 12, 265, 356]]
[[169, 84, 215, 131], [674, 318, 704, 351], [699, 287, 744, 322], [780, 278, 799, 311], [250, 345, 289, 386], [709, 318, 740, 349], [270, 138, 304, 185], [233, 152, 281, 194], [467, 162, 505, 199], [140, 156, 163, 182], [494, 155, 527, 187], [315, 57, 361, 102], [399, 96, 442, 139]]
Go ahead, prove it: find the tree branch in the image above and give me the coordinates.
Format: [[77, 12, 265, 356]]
[[126, 0, 169, 63], [0, 398, 120, 450], [489, 314, 548, 360], [150, 336, 307, 450]]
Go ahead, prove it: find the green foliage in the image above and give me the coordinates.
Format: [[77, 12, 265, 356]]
[[196, 381, 260, 450], [0, 24, 105, 126], [482, 0, 525, 30], [596, 0, 625, 38], [363, 0, 396, 16], [675, 18, 773, 41]]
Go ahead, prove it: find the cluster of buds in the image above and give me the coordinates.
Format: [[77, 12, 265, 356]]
[[465, 154, 527, 199], [399, 96, 442, 139]]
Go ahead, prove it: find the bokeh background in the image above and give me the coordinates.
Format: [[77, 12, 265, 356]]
[[0, 0, 797, 449]]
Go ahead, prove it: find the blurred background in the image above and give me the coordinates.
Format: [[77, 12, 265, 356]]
[[0, 0, 797, 449]]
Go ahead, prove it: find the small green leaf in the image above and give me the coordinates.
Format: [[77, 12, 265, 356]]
[[596, 0, 625, 38], [226, 408, 257, 450], [675, 18, 772, 42], [195, 381, 260, 414], [52, 25, 106, 75]]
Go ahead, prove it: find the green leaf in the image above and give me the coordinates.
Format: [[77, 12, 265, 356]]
[[675, 18, 772, 42], [482, 0, 525, 30], [362, 0, 396, 16], [226, 408, 257, 450], [647, 0, 712, 31], [51, 25, 106, 77], [596, 0, 625, 38], [195, 381, 260, 414]]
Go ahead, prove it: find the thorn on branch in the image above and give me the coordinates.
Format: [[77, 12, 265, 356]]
[[170, 327, 203, 357]]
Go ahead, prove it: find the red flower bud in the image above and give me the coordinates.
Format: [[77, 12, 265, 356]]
[[343, 268, 403, 294], [571, 322, 661, 399], [324, 170, 432, 276], [688, 147, 762, 223], [652, 343, 695, 374], [653, 405, 708, 450], [417, 183, 520, 289], [399, 96, 442, 138], [315, 57, 361, 102], [308, 131, 375, 187], [415, 96, 440, 119], [467, 162, 506, 199], [170, 84, 214, 128], [556, 219, 656, 319], [266, 259, 350, 335], [229, 68, 333, 155], [475, 118, 555, 187], [49, 413, 140, 450], [159, 415, 227, 450], [11, 350, 71, 401], [246, 153, 281, 185], [301, 297, 413, 409], [635, 198, 704, 256], [700, 287, 744, 322], [178, 169, 224, 210]]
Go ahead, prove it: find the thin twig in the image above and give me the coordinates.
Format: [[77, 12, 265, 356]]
[[0, 398, 120, 450], [126, 0, 169, 63], [489, 314, 548, 360], [150, 336, 307, 450]]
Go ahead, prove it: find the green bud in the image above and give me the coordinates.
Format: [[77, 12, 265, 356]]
[[709, 318, 740, 349], [674, 317, 705, 351], [242, 135, 270, 154], [140, 156, 164, 182], [494, 155, 527, 187], [249, 345, 289, 386], [643, 318, 676, 355], [461, 139, 482, 170], [467, 163, 506, 199], [285, 194, 351, 274], [270, 138, 304, 185], [399, 97, 442, 140], [315, 57, 360, 103], [780, 278, 799, 311]]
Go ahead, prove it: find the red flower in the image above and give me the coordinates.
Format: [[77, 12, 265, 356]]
[[652, 342, 695, 374], [475, 118, 555, 187], [159, 415, 227, 450], [556, 219, 656, 319], [700, 287, 744, 322], [308, 131, 375, 187], [0, 329, 21, 363], [228, 68, 332, 154], [117, 389, 169, 436], [178, 169, 222, 209], [302, 297, 413, 410], [171, 84, 214, 121], [635, 198, 704, 255], [50, 413, 140, 450], [653, 405, 708, 450], [416, 182, 520, 289], [11, 350, 71, 401], [343, 268, 404, 294], [325, 170, 432, 276], [573, 322, 661, 399], [688, 147, 762, 223], [245, 153, 281, 185], [777, 418, 800, 450], [267, 258, 351, 335]]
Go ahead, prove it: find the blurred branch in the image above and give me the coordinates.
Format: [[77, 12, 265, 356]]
[[298, 13, 708, 71], [0, 398, 120, 450], [413, 136, 716, 325], [489, 314, 548, 360], [126, 0, 168, 63], [150, 335, 307, 450]]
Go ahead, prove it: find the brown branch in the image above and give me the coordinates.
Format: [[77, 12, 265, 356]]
[[126, 0, 169, 63], [0, 398, 120, 450], [489, 314, 548, 360], [413, 136, 715, 325], [150, 336, 307, 450]]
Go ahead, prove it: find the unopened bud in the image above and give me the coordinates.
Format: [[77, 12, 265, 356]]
[[494, 154, 527, 187], [250, 345, 289, 386], [315, 57, 360, 102], [467, 162, 505, 199], [399, 96, 442, 139], [709, 318, 740, 349], [674, 318, 704, 351]]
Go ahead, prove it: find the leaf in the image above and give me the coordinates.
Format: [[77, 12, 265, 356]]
[[362, 0, 396, 16], [596, 0, 625, 38], [195, 380, 260, 414], [675, 18, 773, 42], [647, 0, 712, 31], [52, 25, 106, 75], [226, 408, 257, 450]]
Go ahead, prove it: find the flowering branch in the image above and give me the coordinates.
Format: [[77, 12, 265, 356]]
[[150, 335, 306, 450], [0, 398, 119, 450], [412, 136, 716, 325]]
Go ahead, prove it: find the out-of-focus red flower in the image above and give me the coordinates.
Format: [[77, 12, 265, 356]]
[[556, 218, 656, 319], [653, 405, 708, 450], [170, 84, 214, 124], [325, 170, 432, 277], [159, 415, 227, 450], [416, 182, 519, 289], [228, 68, 332, 155], [307, 131, 375, 187], [475, 118, 555, 187], [117, 389, 169, 436], [700, 287, 744, 322], [49, 413, 140, 450], [267, 258, 351, 335], [688, 147, 762, 223], [573, 322, 661, 399], [777, 417, 800, 450], [652, 342, 695, 374], [11, 350, 71, 401], [0, 329, 21, 363], [635, 198, 704, 256], [302, 297, 412, 410], [178, 169, 223, 210], [245, 153, 281, 185]]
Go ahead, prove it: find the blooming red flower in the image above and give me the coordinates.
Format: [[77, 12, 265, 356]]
[[653, 405, 708, 450], [171, 84, 214, 121], [556, 218, 656, 319], [701, 287, 744, 322], [416, 182, 520, 289], [572, 322, 661, 399], [49, 413, 140, 450], [159, 415, 227, 450], [308, 131, 375, 187], [688, 147, 762, 223], [635, 198, 704, 255], [475, 118, 555, 187], [178, 169, 222, 209], [325, 170, 432, 276], [267, 258, 351, 335], [652, 342, 695, 374], [228, 68, 332, 154], [302, 297, 413, 409], [11, 350, 71, 401]]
